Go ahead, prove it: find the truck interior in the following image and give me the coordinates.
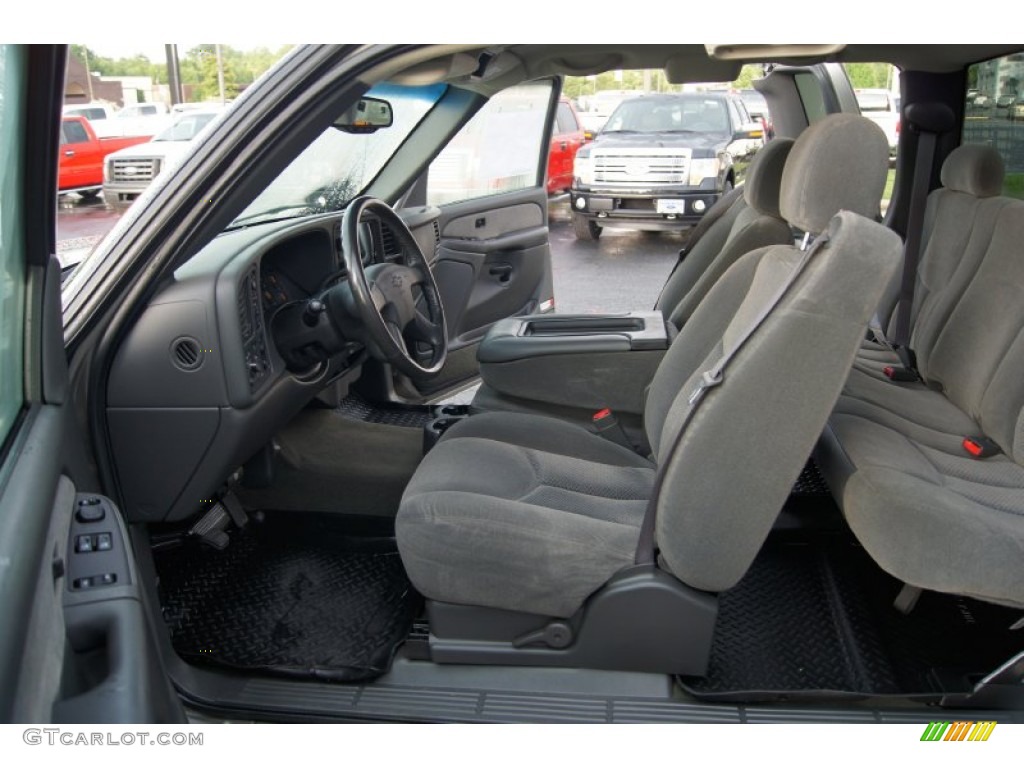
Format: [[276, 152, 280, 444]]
[[4, 43, 1024, 724]]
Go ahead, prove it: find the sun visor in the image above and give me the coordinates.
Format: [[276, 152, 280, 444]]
[[704, 44, 846, 60], [389, 53, 480, 86], [663, 56, 742, 84]]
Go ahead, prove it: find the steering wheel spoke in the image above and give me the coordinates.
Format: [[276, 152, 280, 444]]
[[411, 308, 445, 348]]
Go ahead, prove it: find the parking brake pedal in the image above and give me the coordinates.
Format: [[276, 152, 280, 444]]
[[189, 492, 248, 550]]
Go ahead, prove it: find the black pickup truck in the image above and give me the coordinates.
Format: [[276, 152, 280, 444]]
[[569, 91, 765, 239]]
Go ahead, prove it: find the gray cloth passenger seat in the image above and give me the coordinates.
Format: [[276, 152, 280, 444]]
[[656, 138, 794, 328], [816, 144, 1024, 608], [399, 115, 899, 618]]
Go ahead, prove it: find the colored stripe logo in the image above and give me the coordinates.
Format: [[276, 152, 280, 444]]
[[920, 721, 997, 741]]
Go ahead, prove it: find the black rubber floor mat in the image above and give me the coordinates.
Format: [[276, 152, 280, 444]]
[[336, 392, 433, 429], [679, 535, 1023, 702], [791, 460, 831, 495], [153, 512, 420, 682]]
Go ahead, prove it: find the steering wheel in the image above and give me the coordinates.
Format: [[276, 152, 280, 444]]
[[338, 197, 448, 378]]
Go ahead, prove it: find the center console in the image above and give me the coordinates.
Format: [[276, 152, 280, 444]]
[[472, 311, 671, 443]]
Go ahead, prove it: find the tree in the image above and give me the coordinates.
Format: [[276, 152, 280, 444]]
[[844, 63, 894, 90], [187, 45, 241, 101]]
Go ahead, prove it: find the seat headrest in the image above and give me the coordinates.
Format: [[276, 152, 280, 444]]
[[903, 102, 956, 134], [940, 144, 1005, 198], [743, 138, 794, 218], [779, 114, 889, 234]]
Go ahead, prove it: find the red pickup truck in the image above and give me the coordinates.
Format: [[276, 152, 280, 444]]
[[58, 116, 151, 197]]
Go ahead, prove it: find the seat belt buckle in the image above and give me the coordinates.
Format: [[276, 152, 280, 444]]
[[963, 436, 1000, 459], [883, 365, 919, 382], [590, 408, 634, 450]]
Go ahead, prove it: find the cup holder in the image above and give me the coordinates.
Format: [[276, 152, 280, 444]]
[[423, 414, 467, 454], [433, 403, 470, 418]]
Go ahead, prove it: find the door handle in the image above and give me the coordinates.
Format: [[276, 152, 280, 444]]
[[489, 264, 513, 283], [64, 150, 75, 157]]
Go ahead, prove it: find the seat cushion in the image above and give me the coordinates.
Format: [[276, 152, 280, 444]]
[[824, 412, 1024, 608], [397, 412, 654, 617]]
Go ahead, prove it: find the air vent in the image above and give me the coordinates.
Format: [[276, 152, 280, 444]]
[[380, 222, 401, 260], [432, 220, 441, 257], [171, 337, 203, 371]]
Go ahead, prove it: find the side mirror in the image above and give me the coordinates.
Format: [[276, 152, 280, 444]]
[[334, 97, 393, 134], [732, 122, 764, 141]]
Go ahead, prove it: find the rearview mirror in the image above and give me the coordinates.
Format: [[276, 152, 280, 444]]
[[334, 97, 393, 134]]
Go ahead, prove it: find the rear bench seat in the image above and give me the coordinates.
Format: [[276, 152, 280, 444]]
[[817, 144, 1024, 609]]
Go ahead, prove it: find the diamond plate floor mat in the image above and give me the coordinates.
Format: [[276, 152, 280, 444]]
[[336, 391, 433, 429], [153, 512, 420, 682], [679, 535, 1023, 702]]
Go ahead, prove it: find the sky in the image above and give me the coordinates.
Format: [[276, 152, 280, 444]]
[[90, 43, 289, 63]]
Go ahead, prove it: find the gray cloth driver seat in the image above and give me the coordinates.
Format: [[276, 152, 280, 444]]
[[397, 114, 901, 619]]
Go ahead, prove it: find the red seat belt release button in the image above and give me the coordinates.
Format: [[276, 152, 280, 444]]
[[883, 365, 919, 382], [963, 436, 1000, 459]]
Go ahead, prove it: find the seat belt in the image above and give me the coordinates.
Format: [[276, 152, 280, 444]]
[[654, 185, 745, 310], [635, 233, 830, 565], [890, 120, 941, 377]]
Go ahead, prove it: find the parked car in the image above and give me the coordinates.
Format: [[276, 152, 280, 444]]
[[740, 88, 774, 138], [62, 102, 121, 138], [577, 89, 645, 135], [855, 88, 900, 159], [547, 96, 586, 195], [114, 101, 172, 137], [996, 93, 1016, 109], [1008, 96, 1024, 120], [569, 91, 764, 239], [57, 115, 152, 197], [3, 44, 1023, 734], [102, 108, 224, 205]]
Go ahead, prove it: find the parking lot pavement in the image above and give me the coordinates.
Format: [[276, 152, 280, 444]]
[[56, 193, 125, 267], [547, 199, 684, 314], [56, 194, 685, 317]]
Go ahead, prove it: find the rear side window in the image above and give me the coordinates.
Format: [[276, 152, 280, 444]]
[[61, 120, 89, 145], [795, 72, 828, 124], [963, 53, 1024, 199], [555, 102, 579, 133]]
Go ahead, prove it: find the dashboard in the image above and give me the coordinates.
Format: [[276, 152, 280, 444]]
[[105, 205, 441, 525]]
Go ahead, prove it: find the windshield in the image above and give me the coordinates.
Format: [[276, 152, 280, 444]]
[[602, 96, 730, 134], [154, 112, 220, 142], [230, 83, 445, 228]]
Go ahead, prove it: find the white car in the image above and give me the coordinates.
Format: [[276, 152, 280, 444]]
[[62, 102, 120, 138], [855, 88, 900, 158], [102, 108, 224, 205]]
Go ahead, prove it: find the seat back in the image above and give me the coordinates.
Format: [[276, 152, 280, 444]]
[[657, 138, 795, 329], [916, 197, 1024, 463], [643, 114, 900, 592]]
